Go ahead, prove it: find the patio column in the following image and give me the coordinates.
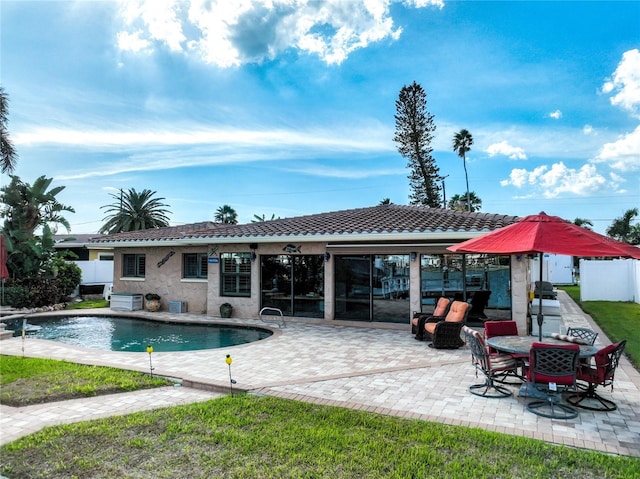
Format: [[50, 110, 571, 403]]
[[510, 255, 528, 335]]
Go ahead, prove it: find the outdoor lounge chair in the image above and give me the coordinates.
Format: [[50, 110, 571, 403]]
[[467, 290, 491, 322], [422, 300, 469, 349], [526, 342, 580, 419], [412, 297, 451, 337], [463, 326, 518, 398], [533, 281, 557, 299], [566, 340, 626, 411]]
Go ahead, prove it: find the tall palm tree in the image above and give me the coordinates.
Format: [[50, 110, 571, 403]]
[[452, 129, 473, 212], [215, 204, 238, 224], [99, 188, 171, 234], [1, 87, 18, 174]]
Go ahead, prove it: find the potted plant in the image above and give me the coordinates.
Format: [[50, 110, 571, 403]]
[[145, 293, 161, 312], [220, 302, 233, 318]]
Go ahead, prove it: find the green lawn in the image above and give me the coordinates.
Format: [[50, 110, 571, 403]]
[[559, 286, 640, 369], [1, 393, 638, 478], [0, 355, 171, 406]]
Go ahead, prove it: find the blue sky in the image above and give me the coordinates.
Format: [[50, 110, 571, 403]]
[[2, 0, 639, 234]]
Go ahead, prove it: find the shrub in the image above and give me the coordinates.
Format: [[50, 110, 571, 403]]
[[0, 284, 30, 307]]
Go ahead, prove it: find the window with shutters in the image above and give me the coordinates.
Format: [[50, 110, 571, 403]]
[[220, 252, 251, 297]]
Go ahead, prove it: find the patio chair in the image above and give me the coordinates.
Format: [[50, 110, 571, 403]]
[[566, 327, 598, 345], [467, 290, 491, 322], [412, 297, 451, 337], [484, 320, 527, 384], [533, 281, 557, 299], [463, 326, 518, 398], [422, 300, 469, 349], [566, 340, 626, 411], [526, 342, 580, 419]]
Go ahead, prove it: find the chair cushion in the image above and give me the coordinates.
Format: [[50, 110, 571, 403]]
[[550, 332, 588, 345], [425, 322, 437, 334], [489, 353, 517, 371], [485, 320, 518, 338], [445, 301, 469, 323]]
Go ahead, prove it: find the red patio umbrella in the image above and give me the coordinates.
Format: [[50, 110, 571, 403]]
[[447, 212, 640, 339]]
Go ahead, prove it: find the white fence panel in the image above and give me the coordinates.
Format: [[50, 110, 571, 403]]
[[580, 259, 638, 303], [73, 260, 114, 285]]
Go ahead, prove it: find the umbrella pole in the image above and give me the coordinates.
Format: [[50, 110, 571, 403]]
[[537, 253, 544, 341]]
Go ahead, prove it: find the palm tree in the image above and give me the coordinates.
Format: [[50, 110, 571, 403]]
[[1, 175, 75, 277], [215, 205, 238, 224], [1, 87, 18, 174], [452, 129, 474, 212], [447, 192, 482, 212], [573, 218, 593, 230], [99, 188, 171, 234], [607, 208, 640, 244], [378, 198, 392, 205], [252, 213, 278, 223]]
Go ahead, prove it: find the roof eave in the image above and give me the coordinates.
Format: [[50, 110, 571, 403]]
[[91, 230, 497, 248]]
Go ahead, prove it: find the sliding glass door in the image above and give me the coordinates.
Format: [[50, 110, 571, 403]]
[[334, 254, 410, 323]]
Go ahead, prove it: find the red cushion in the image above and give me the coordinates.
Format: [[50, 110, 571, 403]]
[[527, 342, 579, 386], [485, 320, 518, 339]]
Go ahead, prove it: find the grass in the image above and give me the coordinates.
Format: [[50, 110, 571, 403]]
[[558, 286, 640, 369], [0, 355, 171, 406], [1, 393, 638, 478], [65, 298, 109, 309]]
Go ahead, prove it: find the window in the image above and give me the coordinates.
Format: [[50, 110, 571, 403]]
[[221, 252, 251, 297], [183, 253, 208, 279], [122, 254, 145, 278]]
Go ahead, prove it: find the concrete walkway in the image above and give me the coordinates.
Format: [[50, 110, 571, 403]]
[[1, 290, 639, 457]]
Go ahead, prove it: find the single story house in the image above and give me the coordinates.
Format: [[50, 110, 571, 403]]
[[90, 204, 530, 332]]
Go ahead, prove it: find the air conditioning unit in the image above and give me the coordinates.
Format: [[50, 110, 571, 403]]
[[169, 301, 187, 314]]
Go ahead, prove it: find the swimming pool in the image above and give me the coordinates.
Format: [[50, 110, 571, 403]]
[[5, 316, 273, 352]]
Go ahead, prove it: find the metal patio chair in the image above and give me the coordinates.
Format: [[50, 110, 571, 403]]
[[566, 340, 626, 411], [463, 326, 518, 398], [526, 342, 580, 419]]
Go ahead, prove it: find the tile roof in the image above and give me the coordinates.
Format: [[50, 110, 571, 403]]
[[90, 206, 518, 245]]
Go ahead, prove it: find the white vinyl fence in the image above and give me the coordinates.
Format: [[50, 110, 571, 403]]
[[72, 260, 114, 285], [579, 258, 639, 303]]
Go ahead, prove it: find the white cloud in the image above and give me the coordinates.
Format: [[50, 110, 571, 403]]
[[500, 162, 609, 198], [583, 125, 593, 135], [116, 30, 152, 52], [115, 0, 442, 67], [485, 140, 527, 160], [602, 48, 640, 118], [549, 110, 562, 119], [591, 125, 640, 172]]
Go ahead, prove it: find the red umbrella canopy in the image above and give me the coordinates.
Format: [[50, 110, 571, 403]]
[[448, 212, 640, 259], [0, 235, 9, 280]]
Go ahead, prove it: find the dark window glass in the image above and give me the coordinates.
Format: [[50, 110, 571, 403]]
[[183, 253, 208, 279], [123, 254, 145, 278]]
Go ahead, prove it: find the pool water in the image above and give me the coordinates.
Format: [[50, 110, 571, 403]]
[[6, 316, 272, 352]]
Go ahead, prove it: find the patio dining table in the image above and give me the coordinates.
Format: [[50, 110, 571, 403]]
[[486, 335, 599, 359]]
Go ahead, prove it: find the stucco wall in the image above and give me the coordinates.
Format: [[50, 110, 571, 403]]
[[112, 246, 209, 313]]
